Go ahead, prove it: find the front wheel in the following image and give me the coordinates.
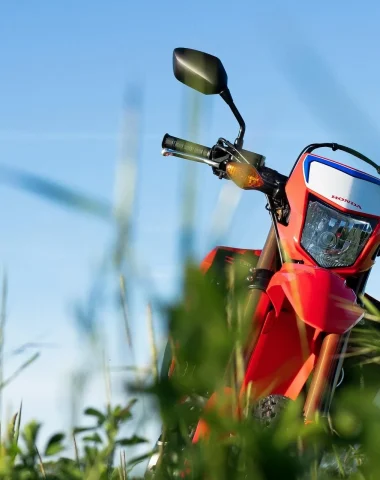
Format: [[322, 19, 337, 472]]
[[252, 394, 292, 428]]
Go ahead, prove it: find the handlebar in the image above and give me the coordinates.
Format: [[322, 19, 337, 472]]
[[161, 133, 287, 197], [162, 134, 212, 161], [162, 133, 266, 171]]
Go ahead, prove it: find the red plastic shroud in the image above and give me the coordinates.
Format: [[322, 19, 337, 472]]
[[242, 263, 364, 401]]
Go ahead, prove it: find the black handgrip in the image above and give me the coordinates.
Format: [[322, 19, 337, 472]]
[[162, 134, 211, 160]]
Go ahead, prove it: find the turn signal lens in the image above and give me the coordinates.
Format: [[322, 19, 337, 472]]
[[225, 162, 264, 190]]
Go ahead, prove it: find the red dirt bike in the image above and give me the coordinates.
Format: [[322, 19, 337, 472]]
[[147, 47, 380, 472]]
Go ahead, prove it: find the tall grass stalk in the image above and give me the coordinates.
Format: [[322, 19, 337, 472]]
[[0, 270, 7, 439]]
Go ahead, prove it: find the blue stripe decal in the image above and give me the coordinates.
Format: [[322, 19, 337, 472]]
[[303, 154, 380, 187]]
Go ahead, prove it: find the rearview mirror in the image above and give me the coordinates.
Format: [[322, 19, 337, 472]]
[[172, 47, 246, 148], [173, 48, 228, 95]]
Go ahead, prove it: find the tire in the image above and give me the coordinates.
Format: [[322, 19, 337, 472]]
[[252, 394, 329, 471], [252, 394, 291, 428]]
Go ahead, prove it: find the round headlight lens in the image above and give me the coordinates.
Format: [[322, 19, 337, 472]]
[[301, 199, 375, 268]]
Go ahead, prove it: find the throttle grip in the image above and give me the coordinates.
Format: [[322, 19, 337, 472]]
[[162, 134, 211, 160]]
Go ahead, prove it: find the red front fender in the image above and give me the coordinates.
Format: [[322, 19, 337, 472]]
[[267, 263, 364, 334]]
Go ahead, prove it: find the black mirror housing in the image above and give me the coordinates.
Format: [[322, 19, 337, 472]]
[[173, 48, 228, 95]]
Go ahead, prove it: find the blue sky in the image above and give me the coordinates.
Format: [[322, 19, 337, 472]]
[[1, 0, 380, 465]]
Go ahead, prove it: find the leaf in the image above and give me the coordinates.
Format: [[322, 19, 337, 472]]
[[116, 435, 147, 446], [22, 420, 41, 451], [84, 407, 106, 425], [44, 432, 65, 457], [6, 443, 21, 461], [13, 401, 23, 450], [82, 433, 103, 444], [84, 445, 98, 464], [7, 412, 18, 443], [114, 399, 137, 421], [73, 426, 98, 435], [126, 450, 155, 469]]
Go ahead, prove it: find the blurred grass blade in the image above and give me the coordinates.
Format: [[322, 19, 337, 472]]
[[179, 89, 202, 262], [147, 303, 158, 382], [1, 352, 40, 389], [112, 84, 142, 268], [14, 401, 22, 448], [360, 294, 380, 318], [0, 270, 7, 435], [35, 445, 46, 478], [119, 275, 133, 349], [103, 348, 112, 408], [207, 181, 242, 248], [0, 164, 112, 219], [73, 432, 80, 469]]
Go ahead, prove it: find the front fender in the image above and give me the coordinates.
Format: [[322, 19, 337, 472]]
[[266, 263, 364, 334]]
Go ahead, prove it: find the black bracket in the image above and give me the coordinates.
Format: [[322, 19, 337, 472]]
[[246, 268, 274, 291]]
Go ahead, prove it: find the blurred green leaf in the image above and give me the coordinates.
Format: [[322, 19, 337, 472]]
[[84, 445, 99, 465], [22, 421, 41, 452], [73, 426, 97, 435], [44, 433, 65, 457], [83, 432, 103, 444], [84, 407, 106, 426], [113, 399, 137, 421], [116, 435, 147, 446]]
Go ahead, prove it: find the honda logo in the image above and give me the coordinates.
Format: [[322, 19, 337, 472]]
[[331, 195, 362, 209]]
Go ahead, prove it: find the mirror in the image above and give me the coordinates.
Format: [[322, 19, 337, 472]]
[[173, 48, 228, 95]]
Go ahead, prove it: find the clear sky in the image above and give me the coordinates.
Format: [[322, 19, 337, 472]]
[[1, 0, 380, 467]]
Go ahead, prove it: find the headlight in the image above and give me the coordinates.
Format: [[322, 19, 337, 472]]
[[300, 197, 376, 268]]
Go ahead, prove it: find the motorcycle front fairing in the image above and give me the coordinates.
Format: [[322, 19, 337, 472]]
[[277, 152, 380, 274]]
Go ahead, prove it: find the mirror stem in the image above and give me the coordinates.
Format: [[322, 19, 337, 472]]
[[220, 89, 246, 149]]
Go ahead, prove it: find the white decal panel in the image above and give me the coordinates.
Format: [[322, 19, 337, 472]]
[[306, 161, 380, 217]]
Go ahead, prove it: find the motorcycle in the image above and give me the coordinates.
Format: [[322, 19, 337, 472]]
[[146, 47, 380, 473]]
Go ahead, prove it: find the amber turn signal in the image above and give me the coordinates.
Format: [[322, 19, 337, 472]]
[[225, 162, 264, 190]]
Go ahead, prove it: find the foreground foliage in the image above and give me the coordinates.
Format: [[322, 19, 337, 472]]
[[0, 400, 148, 479], [2, 262, 380, 479], [138, 264, 380, 480]]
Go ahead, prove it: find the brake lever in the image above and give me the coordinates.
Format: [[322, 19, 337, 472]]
[[162, 148, 221, 168]]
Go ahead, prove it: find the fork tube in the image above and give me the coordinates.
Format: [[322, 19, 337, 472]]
[[303, 333, 344, 421], [255, 225, 278, 270], [243, 225, 278, 365], [321, 331, 351, 415]]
